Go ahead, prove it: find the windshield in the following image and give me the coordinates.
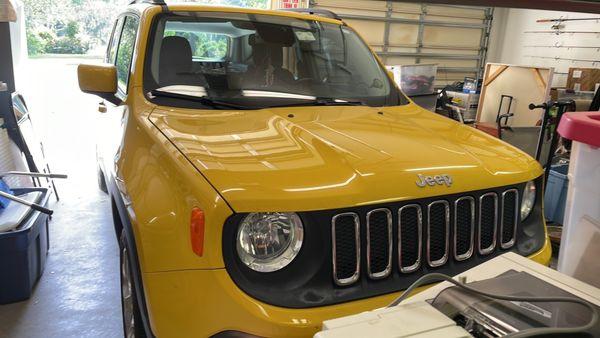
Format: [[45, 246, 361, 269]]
[[144, 11, 408, 109]]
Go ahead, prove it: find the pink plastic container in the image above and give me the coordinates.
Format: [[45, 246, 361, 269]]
[[556, 111, 600, 287]]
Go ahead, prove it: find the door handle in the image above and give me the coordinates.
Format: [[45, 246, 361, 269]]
[[98, 102, 107, 113]]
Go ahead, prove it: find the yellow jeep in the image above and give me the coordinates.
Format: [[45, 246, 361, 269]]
[[77, 1, 551, 337]]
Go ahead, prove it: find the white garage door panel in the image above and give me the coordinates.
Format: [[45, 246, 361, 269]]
[[313, 0, 493, 87], [426, 6, 485, 19], [426, 15, 484, 24], [436, 72, 474, 81], [390, 2, 422, 13], [320, 0, 389, 12], [385, 56, 419, 65], [422, 59, 478, 67], [423, 26, 482, 47], [388, 24, 419, 45], [348, 20, 386, 45]]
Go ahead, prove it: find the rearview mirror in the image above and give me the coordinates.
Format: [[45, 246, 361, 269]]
[[77, 63, 121, 105], [386, 69, 395, 81]]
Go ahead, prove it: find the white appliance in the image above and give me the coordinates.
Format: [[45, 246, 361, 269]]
[[315, 252, 600, 338]]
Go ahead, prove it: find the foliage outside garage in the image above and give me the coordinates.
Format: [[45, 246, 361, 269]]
[[23, 0, 270, 56]]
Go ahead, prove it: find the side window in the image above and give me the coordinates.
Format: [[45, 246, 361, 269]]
[[115, 16, 139, 93], [106, 18, 124, 64]]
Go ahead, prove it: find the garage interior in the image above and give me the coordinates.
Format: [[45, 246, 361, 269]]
[[0, 0, 599, 337]]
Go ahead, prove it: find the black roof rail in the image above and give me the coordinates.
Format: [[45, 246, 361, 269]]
[[281, 8, 342, 21], [128, 0, 166, 5]]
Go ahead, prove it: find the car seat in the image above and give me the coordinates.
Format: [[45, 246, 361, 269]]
[[246, 34, 294, 88], [159, 36, 203, 87]]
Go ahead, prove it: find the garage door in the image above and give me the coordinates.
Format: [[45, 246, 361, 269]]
[[311, 0, 494, 87]]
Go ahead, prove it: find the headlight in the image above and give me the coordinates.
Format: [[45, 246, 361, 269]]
[[521, 180, 536, 220], [236, 212, 304, 272]]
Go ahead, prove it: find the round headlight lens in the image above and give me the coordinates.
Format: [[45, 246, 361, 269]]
[[521, 180, 536, 220], [236, 212, 304, 272]]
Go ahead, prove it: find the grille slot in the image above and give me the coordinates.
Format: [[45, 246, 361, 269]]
[[332, 213, 360, 286], [398, 204, 422, 273], [427, 201, 450, 267], [366, 209, 392, 279], [454, 196, 475, 261], [501, 189, 519, 249], [479, 193, 498, 255]]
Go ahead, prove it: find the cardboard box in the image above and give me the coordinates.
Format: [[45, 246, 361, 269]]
[[566, 68, 600, 92]]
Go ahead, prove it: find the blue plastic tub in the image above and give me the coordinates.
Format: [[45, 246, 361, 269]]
[[0, 187, 50, 304], [544, 164, 569, 224]]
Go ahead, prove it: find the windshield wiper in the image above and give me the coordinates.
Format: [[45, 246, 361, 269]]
[[149, 90, 249, 110], [267, 97, 367, 108]]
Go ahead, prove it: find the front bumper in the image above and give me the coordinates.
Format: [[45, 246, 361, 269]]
[[143, 238, 551, 338]]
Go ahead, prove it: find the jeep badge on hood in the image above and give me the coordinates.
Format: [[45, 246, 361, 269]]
[[416, 174, 452, 187]]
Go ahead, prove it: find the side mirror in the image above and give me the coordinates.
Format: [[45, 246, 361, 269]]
[[77, 63, 121, 105]]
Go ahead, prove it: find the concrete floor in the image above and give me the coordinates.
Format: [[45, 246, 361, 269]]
[[0, 57, 122, 337]]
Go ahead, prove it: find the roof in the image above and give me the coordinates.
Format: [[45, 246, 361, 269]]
[[129, 1, 343, 24]]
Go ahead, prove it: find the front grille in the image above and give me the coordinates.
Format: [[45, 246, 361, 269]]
[[331, 187, 520, 286], [479, 193, 498, 254], [332, 213, 360, 286], [427, 201, 450, 267], [501, 189, 519, 248], [366, 209, 392, 279], [454, 196, 475, 260], [398, 205, 422, 273]]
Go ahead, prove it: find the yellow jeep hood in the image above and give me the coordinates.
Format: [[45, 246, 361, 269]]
[[149, 103, 542, 212]]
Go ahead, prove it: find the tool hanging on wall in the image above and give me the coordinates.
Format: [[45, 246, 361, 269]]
[[525, 55, 600, 65], [524, 30, 600, 35], [536, 17, 600, 23], [525, 44, 600, 50]]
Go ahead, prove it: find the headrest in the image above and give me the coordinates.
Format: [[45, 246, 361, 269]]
[[159, 36, 193, 84], [249, 34, 284, 68], [268, 45, 283, 68]]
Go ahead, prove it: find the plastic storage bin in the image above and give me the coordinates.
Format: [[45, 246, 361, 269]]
[[386, 64, 438, 96], [446, 91, 480, 121], [556, 111, 600, 288], [0, 187, 50, 304], [544, 164, 569, 224]]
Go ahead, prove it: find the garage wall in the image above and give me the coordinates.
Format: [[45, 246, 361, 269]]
[[8, 0, 26, 89], [311, 0, 494, 87], [488, 8, 600, 87]]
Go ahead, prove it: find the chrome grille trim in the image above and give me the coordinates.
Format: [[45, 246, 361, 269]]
[[398, 204, 422, 273], [427, 200, 450, 267], [366, 208, 393, 279], [478, 192, 498, 255], [454, 196, 475, 261], [501, 189, 519, 249], [332, 212, 361, 286]]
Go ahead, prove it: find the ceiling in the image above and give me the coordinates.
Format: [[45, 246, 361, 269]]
[[392, 0, 600, 13]]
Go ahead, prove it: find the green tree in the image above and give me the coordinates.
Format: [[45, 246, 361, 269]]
[[22, 0, 270, 56]]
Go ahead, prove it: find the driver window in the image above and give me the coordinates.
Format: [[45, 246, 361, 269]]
[[115, 16, 139, 94], [106, 18, 124, 65]]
